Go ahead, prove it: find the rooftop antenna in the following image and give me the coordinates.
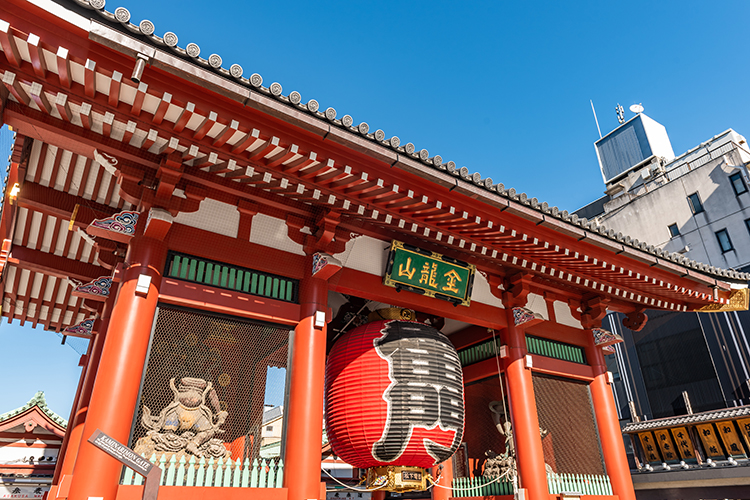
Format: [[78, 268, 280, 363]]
[[616, 103, 625, 124], [590, 100, 602, 139], [630, 103, 644, 114]]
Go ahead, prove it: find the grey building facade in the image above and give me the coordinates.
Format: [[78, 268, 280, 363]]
[[576, 115, 750, 498]]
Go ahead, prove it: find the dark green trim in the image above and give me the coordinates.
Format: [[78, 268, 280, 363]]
[[457, 335, 586, 367], [457, 338, 500, 367], [166, 252, 299, 303], [526, 335, 586, 364]]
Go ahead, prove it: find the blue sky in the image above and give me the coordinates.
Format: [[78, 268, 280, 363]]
[[4, 0, 750, 416]]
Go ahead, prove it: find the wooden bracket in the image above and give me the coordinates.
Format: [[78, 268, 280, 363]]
[[623, 308, 648, 332]]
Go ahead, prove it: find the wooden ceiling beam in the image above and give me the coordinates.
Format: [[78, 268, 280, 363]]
[[8, 246, 103, 283]]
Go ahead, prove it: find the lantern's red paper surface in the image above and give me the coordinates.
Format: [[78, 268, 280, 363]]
[[325, 319, 465, 468]]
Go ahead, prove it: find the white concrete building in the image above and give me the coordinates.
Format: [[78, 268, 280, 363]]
[[583, 115, 750, 274]]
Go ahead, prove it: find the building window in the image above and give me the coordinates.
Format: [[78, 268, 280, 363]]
[[687, 192, 704, 214], [266, 425, 273, 431], [668, 224, 680, 238], [716, 229, 733, 253], [730, 172, 748, 195]]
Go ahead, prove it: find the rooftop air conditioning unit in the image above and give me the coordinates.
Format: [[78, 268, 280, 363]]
[[595, 114, 675, 184]]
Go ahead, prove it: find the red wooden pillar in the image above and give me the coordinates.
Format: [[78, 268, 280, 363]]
[[430, 458, 453, 500], [503, 306, 548, 500], [50, 342, 90, 490], [585, 335, 636, 500], [53, 292, 116, 492], [66, 235, 167, 500], [284, 257, 328, 500]]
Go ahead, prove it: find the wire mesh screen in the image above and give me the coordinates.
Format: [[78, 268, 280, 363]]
[[462, 375, 510, 478], [532, 374, 605, 475], [130, 306, 291, 462]]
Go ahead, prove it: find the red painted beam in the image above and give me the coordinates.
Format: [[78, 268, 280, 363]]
[[166, 223, 306, 280], [462, 357, 501, 385], [17, 181, 118, 227], [525, 321, 592, 349], [330, 267, 508, 329], [448, 324, 495, 351], [531, 355, 594, 382], [3, 101, 161, 169], [8, 246, 103, 282], [158, 277, 300, 327]]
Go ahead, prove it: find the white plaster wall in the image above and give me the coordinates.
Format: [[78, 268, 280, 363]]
[[174, 198, 239, 238], [525, 293, 549, 321], [248, 213, 305, 255], [553, 301, 582, 329], [333, 236, 390, 276], [470, 272, 503, 308], [0, 444, 59, 464]]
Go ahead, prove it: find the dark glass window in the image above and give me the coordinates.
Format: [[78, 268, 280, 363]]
[[687, 193, 704, 214], [730, 172, 748, 195], [716, 229, 733, 253], [668, 224, 680, 238]]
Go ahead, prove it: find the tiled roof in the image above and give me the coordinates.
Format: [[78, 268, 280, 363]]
[[623, 405, 750, 433], [0, 391, 67, 427], [59, 0, 750, 283], [262, 405, 283, 424]]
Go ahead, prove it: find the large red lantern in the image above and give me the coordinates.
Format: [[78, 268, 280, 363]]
[[325, 309, 465, 490]]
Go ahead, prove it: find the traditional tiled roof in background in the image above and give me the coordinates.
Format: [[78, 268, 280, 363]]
[[0, 391, 68, 427], [52, 0, 750, 282], [623, 405, 750, 433]]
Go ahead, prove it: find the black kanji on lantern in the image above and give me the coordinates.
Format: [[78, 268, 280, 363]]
[[372, 321, 464, 463]]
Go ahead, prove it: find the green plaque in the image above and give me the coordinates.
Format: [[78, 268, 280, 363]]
[[384, 241, 475, 306]]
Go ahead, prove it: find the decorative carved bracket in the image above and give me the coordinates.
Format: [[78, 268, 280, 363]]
[[286, 210, 351, 255], [93, 239, 126, 270], [155, 153, 183, 200], [501, 272, 534, 308], [592, 327, 623, 347], [311, 252, 343, 281], [95, 151, 205, 215], [72, 276, 112, 302], [570, 294, 610, 329], [87, 210, 139, 244], [62, 317, 96, 338], [513, 307, 543, 327], [623, 308, 648, 332]]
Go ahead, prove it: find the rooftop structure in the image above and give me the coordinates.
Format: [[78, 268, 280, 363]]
[[0, 2, 747, 500], [0, 392, 66, 498]]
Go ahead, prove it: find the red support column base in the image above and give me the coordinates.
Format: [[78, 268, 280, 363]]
[[586, 337, 637, 500], [66, 236, 167, 500], [283, 257, 328, 500], [503, 306, 549, 500]]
